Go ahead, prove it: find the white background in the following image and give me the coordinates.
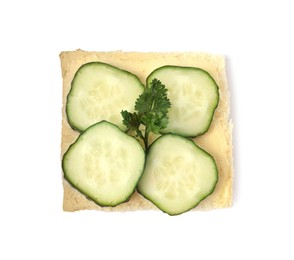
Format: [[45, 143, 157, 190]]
[[1, 0, 294, 259]]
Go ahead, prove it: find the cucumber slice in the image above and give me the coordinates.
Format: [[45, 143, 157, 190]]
[[147, 66, 219, 137], [66, 62, 144, 132], [137, 134, 218, 215], [62, 121, 145, 207]]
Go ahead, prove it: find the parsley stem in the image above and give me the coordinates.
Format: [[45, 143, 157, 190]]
[[144, 130, 150, 151]]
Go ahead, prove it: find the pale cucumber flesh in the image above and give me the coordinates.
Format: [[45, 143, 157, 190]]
[[62, 121, 145, 207], [147, 66, 219, 137], [66, 62, 144, 132], [137, 134, 218, 215]]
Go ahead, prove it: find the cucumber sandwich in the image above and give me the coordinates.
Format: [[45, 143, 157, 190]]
[[61, 51, 232, 214]]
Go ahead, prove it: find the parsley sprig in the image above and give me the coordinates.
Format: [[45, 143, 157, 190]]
[[121, 78, 171, 150]]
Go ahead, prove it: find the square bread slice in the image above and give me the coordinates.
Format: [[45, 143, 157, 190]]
[[60, 50, 233, 212]]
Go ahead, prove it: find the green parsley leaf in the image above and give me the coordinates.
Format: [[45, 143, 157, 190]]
[[121, 78, 171, 150], [135, 78, 170, 115]]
